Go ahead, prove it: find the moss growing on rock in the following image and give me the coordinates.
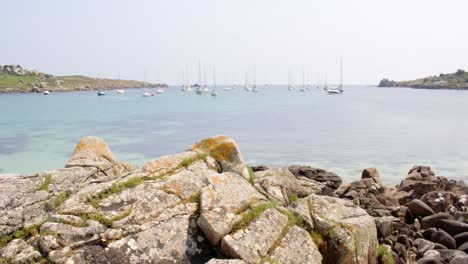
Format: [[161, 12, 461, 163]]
[[37, 174, 52, 191], [231, 200, 279, 232]]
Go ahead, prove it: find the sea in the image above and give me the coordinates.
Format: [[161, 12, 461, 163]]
[[1, 85, 468, 185]]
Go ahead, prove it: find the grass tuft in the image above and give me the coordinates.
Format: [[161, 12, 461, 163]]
[[196, 152, 208, 162], [247, 166, 255, 184], [283, 210, 307, 229], [232, 200, 278, 232], [38, 174, 52, 191], [181, 157, 194, 168], [0, 221, 45, 248], [51, 192, 69, 209], [289, 194, 298, 203], [378, 244, 394, 264]]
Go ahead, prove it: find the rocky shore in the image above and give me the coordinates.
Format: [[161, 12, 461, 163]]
[[0, 65, 165, 94], [378, 69, 468, 90], [0, 136, 467, 264]]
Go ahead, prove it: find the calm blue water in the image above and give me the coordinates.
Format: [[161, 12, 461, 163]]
[[1, 86, 468, 184]]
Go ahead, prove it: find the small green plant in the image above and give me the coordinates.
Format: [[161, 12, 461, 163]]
[[283, 210, 307, 229], [232, 200, 278, 232], [51, 192, 69, 209], [377, 244, 395, 264], [310, 231, 324, 248], [196, 152, 208, 162], [38, 174, 52, 191], [0, 221, 45, 248], [181, 157, 194, 167], [247, 166, 255, 184], [289, 194, 298, 202]]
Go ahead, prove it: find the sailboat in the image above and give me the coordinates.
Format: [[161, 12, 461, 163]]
[[288, 70, 294, 90], [327, 58, 344, 95], [323, 73, 328, 91], [244, 72, 252, 91], [142, 70, 153, 97], [211, 68, 218, 96], [116, 73, 125, 93], [43, 90, 50, 95], [300, 67, 306, 92]]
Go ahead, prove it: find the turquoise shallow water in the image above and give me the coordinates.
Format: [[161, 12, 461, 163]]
[[1, 85, 468, 184]]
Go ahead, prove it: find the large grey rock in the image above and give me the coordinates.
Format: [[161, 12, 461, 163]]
[[0, 239, 42, 264], [253, 168, 322, 204], [307, 194, 378, 264], [423, 228, 456, 249], [109, 214, 211, 264], [270, 225, 323, 264], [221, 208, 288, 263], [197, 172, 266, 245]]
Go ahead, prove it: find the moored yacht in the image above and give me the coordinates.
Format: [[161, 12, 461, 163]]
[[43, 90, 50, 95]]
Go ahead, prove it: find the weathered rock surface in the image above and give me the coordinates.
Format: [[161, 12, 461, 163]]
[[306, 194, 379, 264], [288, 165, 342, 192]]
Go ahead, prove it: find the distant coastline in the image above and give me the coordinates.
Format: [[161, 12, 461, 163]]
[[0, 65, 167, 94], [378, 69, 468, 90]]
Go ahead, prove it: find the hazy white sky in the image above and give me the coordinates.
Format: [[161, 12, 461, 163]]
[[3, 0, 468, 85]]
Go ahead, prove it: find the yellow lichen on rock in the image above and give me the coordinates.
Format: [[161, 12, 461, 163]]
[[71, 136, 119, 164]]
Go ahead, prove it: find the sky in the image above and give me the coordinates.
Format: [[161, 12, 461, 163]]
[[3, 0, 468, 85]]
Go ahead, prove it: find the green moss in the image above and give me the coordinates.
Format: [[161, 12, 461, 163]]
[[247, 166, 255, 184], [88, 177, 144, 207], [377, 244, 394, 264], [260, 257, 279, 264], [38, 174, 52, 191], [283, 210, 307, 229], [196, 152, 208, 162], [181, 157, 194, 168], [232, 200, 278, 232], [79, 209, 131, 228], [51, 192, 69, 209], [289, 194, 298, 202], [0, 221, 45, 248]]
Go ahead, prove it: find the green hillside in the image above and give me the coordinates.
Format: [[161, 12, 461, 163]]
[[0, 65, 164, 93], [379, 69, 468, 89]]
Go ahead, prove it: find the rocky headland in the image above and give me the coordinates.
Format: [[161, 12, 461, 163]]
[[0, 65, 166, 94], [0, 136, 467, 264], [378, 69, 468, 90]]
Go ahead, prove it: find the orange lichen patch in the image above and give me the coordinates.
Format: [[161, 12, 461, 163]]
[[164, 181, 183, 195], [141, 152, 198, 174], [206, 186, 216, 201], [192, 136, 238, 163], [72, 136, 118, 164], [210, 175, 222, 185]]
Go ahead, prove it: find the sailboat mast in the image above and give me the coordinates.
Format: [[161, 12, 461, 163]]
[[302, 66, 305, 89], [340, 57, 343, 88], [213, 67, 216, 89], [253, 65, 256, 87], [198, 60, 201, 85]]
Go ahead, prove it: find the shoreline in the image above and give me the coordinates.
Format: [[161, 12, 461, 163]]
[[0, 135, 467, 263]]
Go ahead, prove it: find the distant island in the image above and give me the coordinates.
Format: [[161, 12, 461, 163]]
[[379, 69, 468, 90], [0, 65, 167, 94]]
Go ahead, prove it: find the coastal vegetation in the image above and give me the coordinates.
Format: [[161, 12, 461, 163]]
[[379, 69, 468, 89], [0, 65, 165, 94]]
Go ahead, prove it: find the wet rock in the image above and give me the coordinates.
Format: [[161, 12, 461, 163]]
[[458, 241, 468, 253], [270, 225, 322, 264], [250, 165, 268, 172], [454, 211, 468, 223], [361, 167, 382, 185], [407, 199, 435, 217], [421, 213, 454, 229], [414, 238, 435, 257], [450, 255, 468, 264], [288, 165, 342, 190], [435, 249, 468, 263], [436, 219, 468, 237], [423, 228, 456, 249], [454, 232, 468, 247], [221, 208, 288, 263]]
